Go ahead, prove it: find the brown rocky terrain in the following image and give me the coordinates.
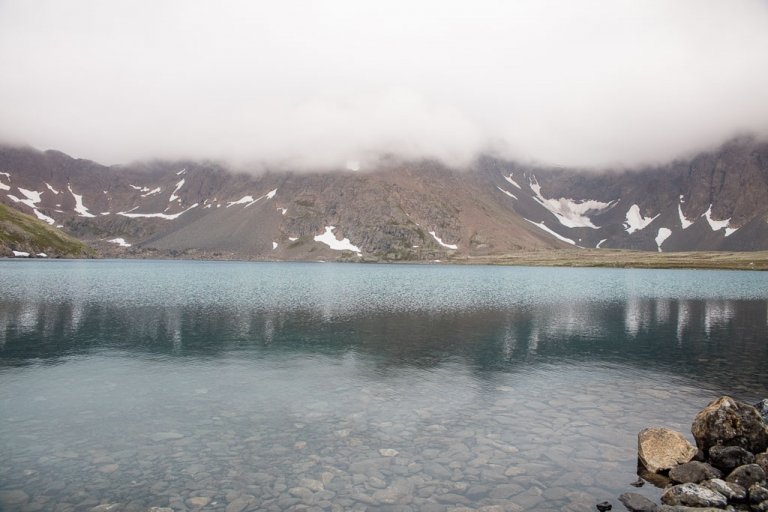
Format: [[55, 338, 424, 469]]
[[1, 137, 767, 260]]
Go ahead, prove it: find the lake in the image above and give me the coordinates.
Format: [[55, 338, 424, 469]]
[[0, 260, 767, 512]]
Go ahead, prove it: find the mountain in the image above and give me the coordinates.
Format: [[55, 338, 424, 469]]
[[0, 203, 92, 258], [1, 137, 767, 260]]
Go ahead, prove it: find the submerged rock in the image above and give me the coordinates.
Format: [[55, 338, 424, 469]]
[[668, 461, 721, 484], [708, 445, 755, 473], [618, 492, 659, 512], [725, 463, 766, 488], [660, 483, 728, 508], [691, 396, 768, 455], [0, 490, 29, 506], [638, 427, 698, 473]]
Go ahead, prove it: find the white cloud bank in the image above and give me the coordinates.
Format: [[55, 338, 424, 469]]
[[0, 0, 767, 169]]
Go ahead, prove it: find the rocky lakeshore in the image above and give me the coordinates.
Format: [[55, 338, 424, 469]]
[[617, 396, 768, 512]]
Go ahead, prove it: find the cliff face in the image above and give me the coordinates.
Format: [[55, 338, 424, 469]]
[[1, 138, 767, 260]]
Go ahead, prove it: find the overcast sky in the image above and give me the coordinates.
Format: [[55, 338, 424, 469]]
[[1, 0, 767, 170]]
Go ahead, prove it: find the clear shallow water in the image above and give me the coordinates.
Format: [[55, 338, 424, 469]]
[[0, 260, 767, 512]]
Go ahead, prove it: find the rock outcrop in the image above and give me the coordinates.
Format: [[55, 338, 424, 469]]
[[632, 396, 768, 511], [691, 396, 768, 455]]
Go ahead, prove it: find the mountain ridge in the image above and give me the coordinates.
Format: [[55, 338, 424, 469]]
[[1, 137, 767, 260]]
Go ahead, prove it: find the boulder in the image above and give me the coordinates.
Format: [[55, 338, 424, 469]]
[[691, 396, 768, 455], [750, 484, 768, 504], [638, 428, 698, 473], [756, 399, 768, 423], [708, 445, 755, 473], [757, 452, 768, 475], [660, 483, 728, 508], [618, 492, 659, 512], [725, 463, 766, 488], [668, 461, 721, 484], [658, 507, 731, 512], [702, 478, 747, 501]]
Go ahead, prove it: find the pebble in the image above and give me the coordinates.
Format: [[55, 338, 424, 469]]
[[5, 363, 752, 512]]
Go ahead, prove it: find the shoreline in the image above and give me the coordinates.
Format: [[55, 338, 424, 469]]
[[4, 248, 768, 271]]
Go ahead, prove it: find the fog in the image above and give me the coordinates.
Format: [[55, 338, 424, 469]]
[[1, 0, 767, 169]]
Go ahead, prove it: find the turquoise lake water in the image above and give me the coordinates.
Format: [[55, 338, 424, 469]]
[[0, 260, 766, 511]]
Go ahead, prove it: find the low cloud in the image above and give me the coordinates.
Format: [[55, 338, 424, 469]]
[[0, 0, 767, 170]]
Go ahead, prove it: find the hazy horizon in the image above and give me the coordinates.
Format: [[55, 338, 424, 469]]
[[1, 0, 767, 170]]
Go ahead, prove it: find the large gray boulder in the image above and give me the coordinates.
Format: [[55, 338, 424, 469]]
[[726, 463, 766, 488], [660, 483, 728, 508], [691, 396, 768, 455], [638, 427, 698, 473], [669, 461, 721, 484], [708, 444, 755, 473]]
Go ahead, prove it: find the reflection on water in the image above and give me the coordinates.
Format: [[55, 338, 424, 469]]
[[0, 261, 767, 512], [1, 296, 765, 393]]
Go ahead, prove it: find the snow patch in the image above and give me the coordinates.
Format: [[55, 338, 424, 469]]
[[725, 227, 739, 237], [272, 242, 278, 250], [529, 176, 612, 229], [18, 188, 43, 206], [45, 183, 59, 194], [497, 186, 517, 200], [12, 250, 30, 257], [678, 204, 693, 229], [142, 187, 161, 197], [346, 160, 360, 171], [655, 228, 672, 252], [278, 208, 288, 215], [227, 195, 255, 207], [624, 204, 658, 234], [288, 236, 298, 241], [227, 188, 277, 208], [36, 253, 47, 258], [11, 188, 56, 225], [68, 185, 96, 217], [314, 226, 362, 254], [524, 219, 576, 245], [702, 204, 731, 232], [118, 203, 199, 220], [503, 173, 522, 190], [429, 231, 458, 250], [31, 209, 56, 225], [108, 238, 132, 247], [176, 168, 186, 175], [596, 238, 607, 249], [169, 179, 185, 202], [130, 185, 150, 192]]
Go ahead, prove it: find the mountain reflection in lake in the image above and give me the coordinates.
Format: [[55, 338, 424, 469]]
[[0, 261, 766, 511]]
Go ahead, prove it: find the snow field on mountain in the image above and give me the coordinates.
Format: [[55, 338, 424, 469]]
[[314, 226, 361, 254]]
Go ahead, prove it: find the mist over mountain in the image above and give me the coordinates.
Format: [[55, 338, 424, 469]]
[[1, 1, 767, 170]]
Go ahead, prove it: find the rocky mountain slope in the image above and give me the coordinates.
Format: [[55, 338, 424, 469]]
[[1, 137, 767, 260], [0, 203, 92, 258]]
